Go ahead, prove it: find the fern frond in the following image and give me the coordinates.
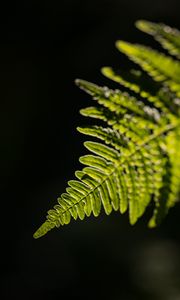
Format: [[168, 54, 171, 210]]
[[101, 67, 159, 96], [149, 129, 180, 227], [116, 41, 180, 96], [101, 67, 180, 116], [136, 20, 180, 59], [34, 20, 180, 239]]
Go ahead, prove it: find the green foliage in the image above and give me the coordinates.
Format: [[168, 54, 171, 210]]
[[34, 20, 180, 239]]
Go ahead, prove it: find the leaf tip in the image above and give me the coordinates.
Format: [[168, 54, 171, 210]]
[[135, 19, 148, 30], [33, 221, 56, 239], [75, 78, 82, 86], [101, 66, 113, 77], [116, 40, 134, 55]]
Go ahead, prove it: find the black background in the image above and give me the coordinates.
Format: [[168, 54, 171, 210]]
[[1, 1, 180, 299]]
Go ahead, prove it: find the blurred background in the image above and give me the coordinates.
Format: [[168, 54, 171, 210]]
[[1, 0, 180, 299]]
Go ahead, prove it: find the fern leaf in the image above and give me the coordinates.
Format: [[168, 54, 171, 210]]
[[116, 41, 180, 96], [77, 126, 128, 150], [149, 129, 180, 227], [34, 21, 180, 239], [101, 67, 179, 116], [136, 20, 180, 59]]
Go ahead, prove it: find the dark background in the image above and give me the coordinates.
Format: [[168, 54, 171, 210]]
[[1, 1, 180, 299]]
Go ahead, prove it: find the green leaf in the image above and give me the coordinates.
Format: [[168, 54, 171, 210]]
[[34, 20, 180, 239], [136, 20, 180, 59]]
